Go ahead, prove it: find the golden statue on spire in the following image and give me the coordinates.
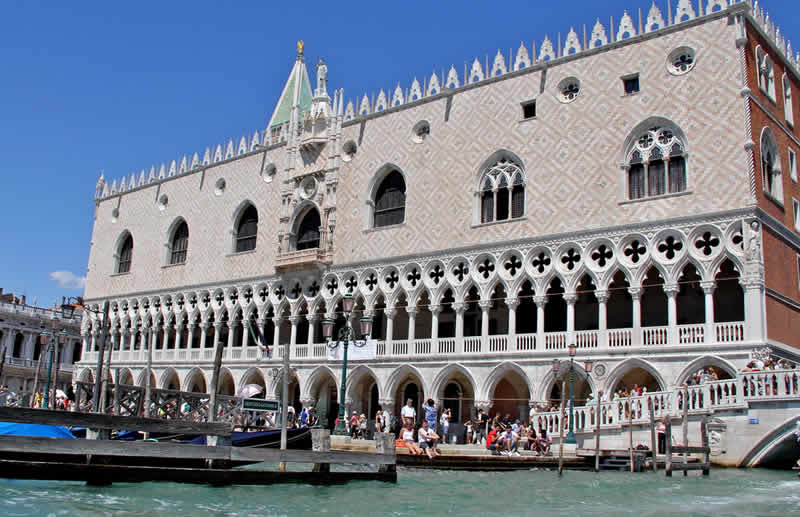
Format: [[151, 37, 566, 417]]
[[297, 40, 304, 55]]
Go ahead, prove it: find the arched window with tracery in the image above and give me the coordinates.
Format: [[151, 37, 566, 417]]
[[169, 220, 189, 265], [760, 128, 783, 201], [625, 125, 687, 200], [117, 233, 133, 274], [756, 46, 776, 101], [373, 170, 406, 227], [235, 205, 258, 253], [477, 157, 525, 224], [296, 208, 321, 251]]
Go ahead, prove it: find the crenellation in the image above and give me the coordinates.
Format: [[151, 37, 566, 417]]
[[95, 0, 800, 203]]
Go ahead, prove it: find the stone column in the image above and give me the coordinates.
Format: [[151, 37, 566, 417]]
[[629, 287, 642, 346], [242, 321, 251, 348], [119, 328, 128, 351], [564, 293, 577, 346], [506, 298, 519, 351], [479, 300, 491, 353], [742, 279, 766, 343], [385, 306, 395, 351], [430, 305, 441, 344], [162, 323, 171, 350], [534, 296, 547, 349], [226, 320, 236, 350], [596, 290, 609, 348], [664, 284, 679, 345], [186, 323, 196, 350], [406, 307, 417, 344], [174, 323, 184, 349], [307, 315, 317, 345], [199, 322, 209, 349], [701, 281, 716, 344], [272, 317, 282, 359], [453, 302, 466, 354], [289, 316, 300, 359]]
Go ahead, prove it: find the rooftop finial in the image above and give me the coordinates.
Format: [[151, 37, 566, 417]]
[[297, 40, 304, 55]]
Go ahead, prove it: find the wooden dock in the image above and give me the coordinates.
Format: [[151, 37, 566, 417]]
[[0, 407, 396, 485]]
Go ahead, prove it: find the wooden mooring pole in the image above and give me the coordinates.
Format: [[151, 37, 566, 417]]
[[558, 379, 566, 476], [665, 417, 673, 477], [594, 390, 602, 473], [648, 398, 657, 472], [628, 397, 634, 473], [682, 384, 689, 477]]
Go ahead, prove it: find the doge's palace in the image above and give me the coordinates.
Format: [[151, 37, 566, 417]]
[[77, 1, 800, 428]]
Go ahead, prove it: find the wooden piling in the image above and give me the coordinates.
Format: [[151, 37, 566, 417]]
[[208, 337, 225, 423], [594, 390, 602, 472], [628, 398, 634, 473], [665, 417, 673, 477], [682, 385, 689, 477], [700, 417, 710, 476], [648, 398, 657, 472], [558, 380, 566, 476]]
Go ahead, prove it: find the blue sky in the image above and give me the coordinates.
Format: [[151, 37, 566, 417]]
[[1, 0, 798, 307]]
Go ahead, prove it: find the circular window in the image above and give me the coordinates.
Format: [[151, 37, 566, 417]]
[[667, 47, 696, 75], [411, 120, 430, 144], [558, 77, 581, 103], [299, 176, 317, 200], [214, 178, 226, 196], [263, 164, 277, 183], [342, 141, 357, 162], [158, 194, 168, 211]]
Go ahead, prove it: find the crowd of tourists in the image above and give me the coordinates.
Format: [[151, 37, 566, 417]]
[[0, 385, 75, 410]]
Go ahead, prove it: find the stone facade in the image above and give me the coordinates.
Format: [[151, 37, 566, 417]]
[[0, 299, 82, 394], [77, 1, 800, 424]]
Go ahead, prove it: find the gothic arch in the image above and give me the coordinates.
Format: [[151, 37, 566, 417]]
[[364, 163, 407, 229], [160, 367, 181, 390], [346, 365, 380, 401], [136, 369, 156, 388], [603, 358, 667, 394], [537, 362, 597, 402], [431, 363, 478, 400], [303, 365, 340, 401], [674, 355, 738, 386], [385, 364, 428, 401], [183, 367, 208, 393], [620, 116, 690, 164], [473, 149, 526, 191], [480, 361, 533, 401], [117, 368, 134, 386], [238, 367, 267, 396], [163, 216, 189, 266], [288, 201, 323, 252]]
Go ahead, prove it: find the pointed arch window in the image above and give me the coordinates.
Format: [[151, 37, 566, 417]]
[[170, 221, 189, 265], [756, 46, 776, 102], [373, 170, 406, 227], [761, 128, 783, 202], [117, 234, 133, 274], [625, 125, 688, 200], [235, 205, 258, 253], [477, 158, 525, 224], [296, 208, 321, 251], [783, 74, 794, 127]]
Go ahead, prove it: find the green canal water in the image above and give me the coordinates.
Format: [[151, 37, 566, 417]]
[[1, 468, 797, 516]]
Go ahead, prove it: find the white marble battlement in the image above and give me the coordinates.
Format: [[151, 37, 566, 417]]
[[92, 0, 794, 203]]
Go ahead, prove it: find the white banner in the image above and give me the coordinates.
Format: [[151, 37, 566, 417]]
[[326, 339, 377, 361]]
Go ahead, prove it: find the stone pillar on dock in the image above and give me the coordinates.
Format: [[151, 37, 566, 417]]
[[375, 431, 396, 474], [534, 296, 546, 349], [312, 428, 331, 473]]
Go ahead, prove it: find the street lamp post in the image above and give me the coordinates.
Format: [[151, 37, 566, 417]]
[[552, 344, 594, 445], [321, 294, 372, 437], [62, 297, 108, 412], [38, 327, 68, 410]]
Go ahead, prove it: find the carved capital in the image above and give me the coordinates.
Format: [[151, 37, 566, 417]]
[[505, 298, 520, 310], [627, 287, 642, 300], [700, 281, 716, 295], [405, 307, 418, 317], [563, 294, 578, 305], [478, 300, 492, 311], [595, 290, 610, 303], [288, 316, 302, 326], [533, 295, 548, 307], [306, 314, 319, 323], [473, 400, 493, 411], [379, 398, 395, 408], [663, 284, 679, 297], [452, 302, 467, 315], [429, 305, 442, 316]]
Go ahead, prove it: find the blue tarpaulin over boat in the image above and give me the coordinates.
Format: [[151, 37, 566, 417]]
[[0, 422, 76, 439]]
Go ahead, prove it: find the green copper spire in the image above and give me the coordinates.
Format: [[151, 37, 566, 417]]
[[267, 42, 313, 129]]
